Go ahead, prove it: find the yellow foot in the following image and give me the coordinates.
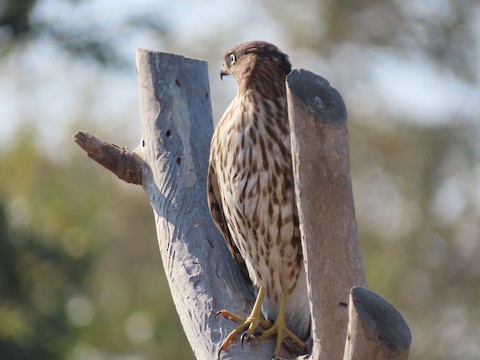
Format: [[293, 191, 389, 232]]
[[257, 293, 307, 357], [216, 310, 272, 352], [217, 286, 271, 355], [257, 319, 306, 357]]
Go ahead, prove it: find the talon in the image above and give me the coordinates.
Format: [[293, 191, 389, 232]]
[[241, 332, 250, 348], [257, 292, 307, 357], [216, 309, 246, 323], [217, 287, 267, 355], [216, 287, 305, 357]]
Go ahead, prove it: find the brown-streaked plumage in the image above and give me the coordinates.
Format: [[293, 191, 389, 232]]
[[208, 41, 310, 357]]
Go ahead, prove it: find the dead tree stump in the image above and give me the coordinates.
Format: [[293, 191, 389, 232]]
[[73, 49, 411, 360]]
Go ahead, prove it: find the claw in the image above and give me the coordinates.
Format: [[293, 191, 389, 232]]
[[257, 292, 307, 357], [216, 309, 246, 322], [217, 287, 267, 355], [240, 332, 248, 349], [241, 331, 260, 350], [217, 287, 306, 358]]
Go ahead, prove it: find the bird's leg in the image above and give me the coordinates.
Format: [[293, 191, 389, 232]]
[[217, 286, 272, 352], [257, 291, 307, 357]]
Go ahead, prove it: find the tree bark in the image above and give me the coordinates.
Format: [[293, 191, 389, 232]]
[[75, 49, 284, 359], [343, 287, 411, 360], [73, 131, 142, 185], [287, 69, 366, 360], [132, 49, 283, 359]]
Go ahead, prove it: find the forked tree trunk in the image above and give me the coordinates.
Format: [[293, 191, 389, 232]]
[[73, 49, 411, 360]]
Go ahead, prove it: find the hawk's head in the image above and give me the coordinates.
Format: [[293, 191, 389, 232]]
[[220, 41, 291, 84]]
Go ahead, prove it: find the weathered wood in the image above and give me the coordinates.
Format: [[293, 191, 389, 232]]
[[343, 287, 411, 360], [133, 48, 284, 360], [74, 51, 412, 360], [287, 69, 366, 360], [73, 131, 142, 184]]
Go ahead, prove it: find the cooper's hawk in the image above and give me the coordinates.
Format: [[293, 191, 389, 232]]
[[207, 41, 310, 357]]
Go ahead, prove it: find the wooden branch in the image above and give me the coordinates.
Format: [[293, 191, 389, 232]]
[[132, 48, 283, 360], [343, 287, 412, 360], [73, 49, 297, 360], [287, 69, 366, 360], [73, 131, 142, 184]]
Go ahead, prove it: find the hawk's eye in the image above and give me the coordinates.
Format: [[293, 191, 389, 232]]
[[229, 53, 236, 65]]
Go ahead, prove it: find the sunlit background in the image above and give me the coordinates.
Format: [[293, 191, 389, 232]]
[[1, 0, 479, 359]]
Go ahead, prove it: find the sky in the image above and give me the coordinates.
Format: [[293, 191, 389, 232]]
[[0, 0, 281, 154], [0, 0, 478, 157]]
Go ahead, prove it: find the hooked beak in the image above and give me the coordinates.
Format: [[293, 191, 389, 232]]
[[220, 61, 229, 80]]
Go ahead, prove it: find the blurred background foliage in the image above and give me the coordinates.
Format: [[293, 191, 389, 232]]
[[0, 0, 479, 359]]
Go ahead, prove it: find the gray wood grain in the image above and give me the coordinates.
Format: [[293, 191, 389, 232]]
[[134, 48, 283, 360], [343, 287, 411, 360], [287, 69, 366, 360]]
